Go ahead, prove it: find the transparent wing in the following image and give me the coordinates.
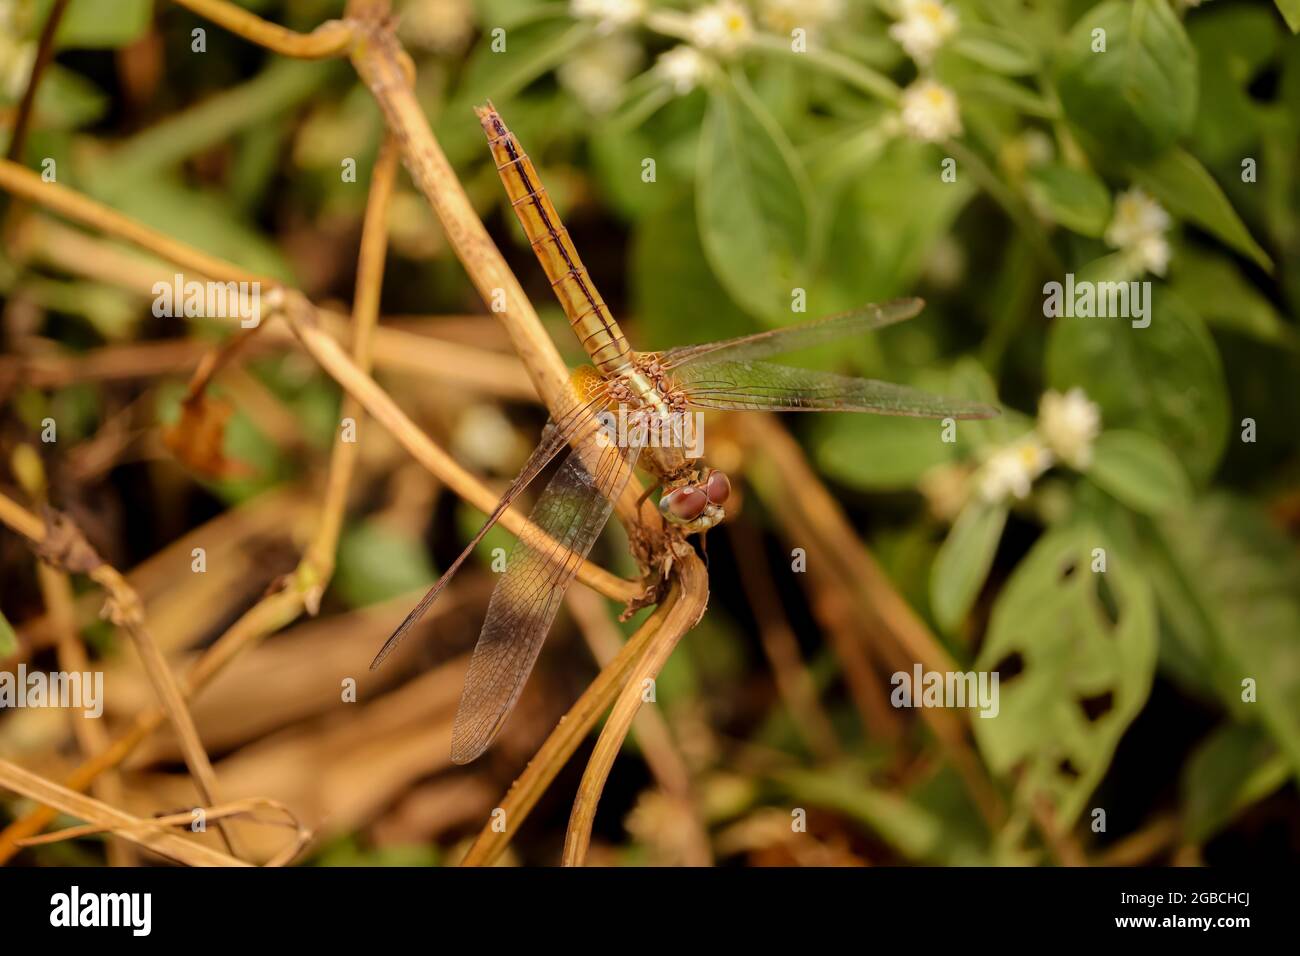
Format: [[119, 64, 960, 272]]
[[370, 393, 608, 670], [676, 360, 999, 418], [658, 298, 924, 369], [451, 434, 641, 764]]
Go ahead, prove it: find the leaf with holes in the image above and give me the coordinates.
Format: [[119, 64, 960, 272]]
[[974, 524, 1157, 828]]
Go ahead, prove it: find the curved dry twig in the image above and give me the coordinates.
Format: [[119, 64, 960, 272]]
[[16, 795, 314, 868], [561, 551, 709, 866], [458, 593, 680, 867]]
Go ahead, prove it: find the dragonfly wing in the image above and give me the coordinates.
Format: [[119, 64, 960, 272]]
[[659, 298, 923, 369], [451, 435, 642, 764], [677, 359, 999, 418], [370, 394, 608, 670]]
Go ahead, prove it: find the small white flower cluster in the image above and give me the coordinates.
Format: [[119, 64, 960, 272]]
[[398, 0, 476, 55], [689, 0, 754, 56], [649, 0, 752, 99], [886, 0, 963, 143], [977, 388, 1101, 504], [656, 45, 710, 95], [571, 0, 645, 34], [889, 0, 959, 67], [1104, 187, 1173, 277], [899, 79, 962, 142], [558, 34, 644, 114]]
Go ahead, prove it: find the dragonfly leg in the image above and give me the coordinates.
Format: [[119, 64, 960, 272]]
[[637, 481, 662, 510]]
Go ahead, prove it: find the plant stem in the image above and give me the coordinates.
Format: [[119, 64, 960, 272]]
[[170, 0, 353, 59]]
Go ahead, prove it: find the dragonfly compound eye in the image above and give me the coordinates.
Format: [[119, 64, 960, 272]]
[[705, 471, 731, 506], [660, 486, 708, 522]]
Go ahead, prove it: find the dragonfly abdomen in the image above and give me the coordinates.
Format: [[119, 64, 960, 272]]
[[477, 105, 632, 377]]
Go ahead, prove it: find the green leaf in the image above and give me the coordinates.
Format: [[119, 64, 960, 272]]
[[1027, 164, 1112, 238], [809, 359, 1014, 491], [698, 74, 812, 322], [452, 20, 594, 115], [1056, 0, 1197, 158], [1126, 148, 1274, 272], [334, 522, 437, 610], [930, 498, 1008, 632], [962, 74, 1058, 118], [1146, 495, 1300, 782], [946, 23, 1034, 75], [0, 608, 17, 657], [1186, 5, 1276, 166], [1087, 430, 1192, 516], [951, 25, 1040, 76], [34, 65, 109, 130], [812, 414, 954, 490], [974, 524, 1158, 827], [1277, 0, 1300, 33], [774, 767, 960, 863], [820, 139, 976, 310], [632, 192, 755, 353], [1181, 723, 1290, 843], [42, 0, 153, 49], [1046, 289, 1229, 484], [1168, 247, 1295, 346], [87, 177, 295, 283]]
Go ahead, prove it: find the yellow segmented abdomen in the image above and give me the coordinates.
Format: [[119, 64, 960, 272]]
[[477, 105, 632, 377]]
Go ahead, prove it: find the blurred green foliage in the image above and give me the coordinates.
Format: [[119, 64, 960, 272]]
[[3, 0, 1299, 863]]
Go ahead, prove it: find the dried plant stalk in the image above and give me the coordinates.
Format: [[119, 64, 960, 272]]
[[171, 0, 353, 59], [459, 597, 679, 867], [0, 492, 241, 856], [562, 552, 709, 866], [0, 759, 248, 867]]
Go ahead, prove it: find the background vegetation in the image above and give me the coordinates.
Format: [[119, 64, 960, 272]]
[[0, 0, 1297, 866]]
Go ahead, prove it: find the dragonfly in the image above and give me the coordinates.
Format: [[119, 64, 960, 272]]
[[371, 103, 998, 764]]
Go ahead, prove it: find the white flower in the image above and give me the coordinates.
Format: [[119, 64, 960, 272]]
[[978, 436, 1054, 503], [557, 35, 643, 114], [571, 0, 645, 34], [1104, 187, 1172, 277], [899, 78, 962, 142], [758, 0, 844, 37], [656, 45, 710, 95], [689, 1, 753, 56], [919, 463, 970, 522], [888, 0, 959, 67], [1037, 388, 1101, 470], [398, 0, 476, 55]]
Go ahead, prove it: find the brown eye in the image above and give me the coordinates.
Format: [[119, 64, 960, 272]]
[[660, 487, 707, 522], [705, 471, 731, 506]]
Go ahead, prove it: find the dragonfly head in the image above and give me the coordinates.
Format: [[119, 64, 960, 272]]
[[659, 470, 731, 533]]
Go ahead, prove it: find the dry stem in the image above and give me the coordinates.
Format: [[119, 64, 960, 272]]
[[561, 550, 709, 866], [0, 492, 241, 856]]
